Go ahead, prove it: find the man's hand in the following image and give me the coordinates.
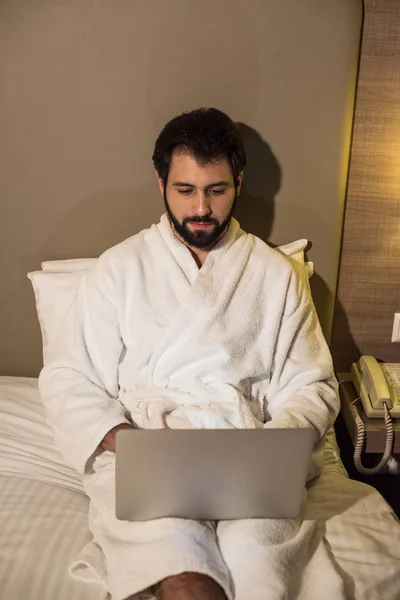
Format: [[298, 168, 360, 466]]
[[100, 423, 134, 453]]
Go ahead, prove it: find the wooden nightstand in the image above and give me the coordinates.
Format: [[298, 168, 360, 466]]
[[337, 375, 400, 454]]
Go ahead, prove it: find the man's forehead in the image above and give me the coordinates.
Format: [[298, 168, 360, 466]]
[[169, 151, 233, 183]]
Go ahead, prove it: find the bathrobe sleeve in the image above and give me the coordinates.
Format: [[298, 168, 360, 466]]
[[39, 256, 130, 475], [264, 268, 339, 440]]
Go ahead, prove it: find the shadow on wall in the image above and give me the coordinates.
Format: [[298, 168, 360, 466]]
[[235, 123, 359, 363], [235, 123, 281, 243], [330, 293, 361, 372], [310, 270, 360, 369]]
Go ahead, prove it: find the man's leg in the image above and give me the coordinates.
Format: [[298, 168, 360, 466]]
[[82, 451, 232, 600], [153, 572, 228, 600], [217, 516, 344, 600], [217, 517, 305, 600]]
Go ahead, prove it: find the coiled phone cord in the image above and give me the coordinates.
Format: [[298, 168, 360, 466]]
[[350, 398, 394, 475]]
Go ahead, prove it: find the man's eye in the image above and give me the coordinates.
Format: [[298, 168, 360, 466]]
[[179, 189, 192, 195], [211, 189, 226, 195]]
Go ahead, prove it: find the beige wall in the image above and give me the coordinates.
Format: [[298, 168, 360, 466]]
[[331, 0, 400, 370], [0, 1, 362, 376]]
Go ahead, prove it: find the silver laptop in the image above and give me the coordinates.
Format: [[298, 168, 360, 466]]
[[115, 428, 316, 521]]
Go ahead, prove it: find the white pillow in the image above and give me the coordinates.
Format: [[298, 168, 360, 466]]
[[276, 238, 313, 288], [0, 376, 84, 492], [29, 239, 313, 363], [28, 270, 87, 363], [41, 258, 97, 271]]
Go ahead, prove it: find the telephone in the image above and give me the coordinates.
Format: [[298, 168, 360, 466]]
[[347, 356, 400, 475], [351, 356, 400, 418]]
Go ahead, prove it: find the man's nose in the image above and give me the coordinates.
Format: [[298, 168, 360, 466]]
[[194, 192, 212, 217]]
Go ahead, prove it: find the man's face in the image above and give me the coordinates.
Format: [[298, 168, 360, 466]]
[[157, 151, 243, 250]]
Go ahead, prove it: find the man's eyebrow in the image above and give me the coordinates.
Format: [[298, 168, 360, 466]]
[[172, 180, 231, 188], [172, 182, 195, 187]]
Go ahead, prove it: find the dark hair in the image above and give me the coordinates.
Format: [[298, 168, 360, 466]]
[[152, 107, 246, 186]]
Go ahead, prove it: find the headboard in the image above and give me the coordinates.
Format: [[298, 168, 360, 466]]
[[0, 0, 363, 376]]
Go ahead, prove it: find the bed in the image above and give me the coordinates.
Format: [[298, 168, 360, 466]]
[[2, 250, 400, 600]]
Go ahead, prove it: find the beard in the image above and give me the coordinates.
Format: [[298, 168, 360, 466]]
[[163, 190, 237, 250]]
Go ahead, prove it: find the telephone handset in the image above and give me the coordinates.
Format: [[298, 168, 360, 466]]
[[351, 356, 400, 418]]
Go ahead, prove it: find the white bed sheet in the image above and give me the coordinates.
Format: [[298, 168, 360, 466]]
[[0, 376, 84, 493], [0, 377, 399, 600], [0, 475, 106, 600]]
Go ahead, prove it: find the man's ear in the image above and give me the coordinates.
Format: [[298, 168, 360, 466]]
[[236, 171, 244, 196], [156, 173, 165, 196]]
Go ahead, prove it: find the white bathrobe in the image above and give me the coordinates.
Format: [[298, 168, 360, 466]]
[[39, 214, 342, 600]]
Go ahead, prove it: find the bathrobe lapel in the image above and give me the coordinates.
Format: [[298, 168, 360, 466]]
[[148, 215, 254, 382]]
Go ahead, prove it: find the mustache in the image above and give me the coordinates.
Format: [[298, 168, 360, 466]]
[[184, 216, 218, 224]]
